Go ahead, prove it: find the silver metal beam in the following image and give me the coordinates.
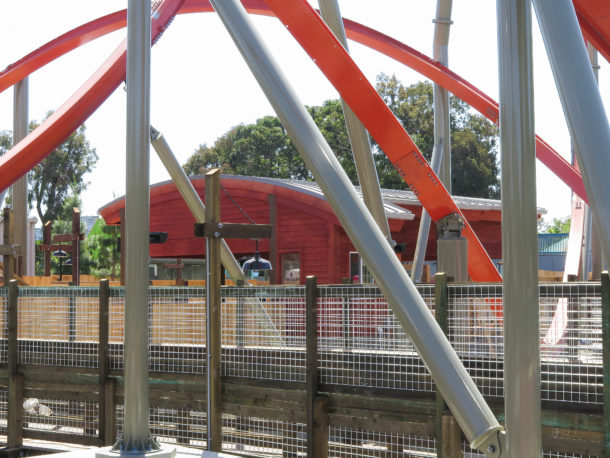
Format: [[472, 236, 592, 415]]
[[412, 0, 453, 282], [587, 42, 602, 280], [210, 0, 504, 453], [114, 0, 158, 452], [12, 78, 28, 276], [497, 0, 541, 455], [317, 0, 391, 244], [150, 127, 247, 285], [533, 0, 610, 267]]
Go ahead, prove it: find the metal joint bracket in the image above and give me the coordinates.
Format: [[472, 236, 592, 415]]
[[432, 18, 454, 25], [436, 213, 464, 240], [476, 429, 506, 457], [194, 222, 273, 240]]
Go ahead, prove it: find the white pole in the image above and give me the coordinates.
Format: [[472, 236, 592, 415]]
[[317, 0, 391, 244], [497, 0, 541, 456], [412, 0, 453, 282], [533, 0, 610, 266], [12, 78, 28, 276], [210, 0, 504, 452]]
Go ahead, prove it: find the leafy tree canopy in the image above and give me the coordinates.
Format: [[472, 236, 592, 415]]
[[539, 216, 571, 234], [84, 218, 120, 279], [25, 116, 98, 224], [183, 75, 500, 198]]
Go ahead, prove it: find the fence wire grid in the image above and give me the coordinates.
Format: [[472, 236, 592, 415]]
[[0, 281, 605, 456]]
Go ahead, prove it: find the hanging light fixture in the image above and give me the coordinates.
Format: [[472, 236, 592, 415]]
[[52, 248, 68, 281], [242, 240, 272, 271], [221, 183, 273, 272]]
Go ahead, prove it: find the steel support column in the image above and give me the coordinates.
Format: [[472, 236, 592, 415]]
[[412, 0, 453, 282], [210, 0, 504, 453], [533, 0, 610, 267], [318, 0, 391, 244], [12, 78, 28, 276], [113, 0, 158, 453], [497, 0, 541, 456]]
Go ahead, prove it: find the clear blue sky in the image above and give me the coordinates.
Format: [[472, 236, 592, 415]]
[[0, 1, 608, 223]]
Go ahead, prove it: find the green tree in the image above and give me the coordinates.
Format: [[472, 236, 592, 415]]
[[183, 75, 500, 198], [27, 117, 98, 224], [540, 216, 571, 234], [375, 74, 500, 197], [84, 218, 120, 279]]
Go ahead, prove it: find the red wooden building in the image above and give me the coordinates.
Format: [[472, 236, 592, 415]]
[[99, 175, 512, 284]]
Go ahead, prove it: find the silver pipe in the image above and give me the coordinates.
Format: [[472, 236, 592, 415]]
[[587, 42, 602, 279], [533, 0, 610, 267], [210, 0, 503, 452], [411, 144, 442, 282], [150, 126, 247, 285], [12, 78, 28, 275], [317, 0, 391, 244], [497, 0, 541, 455], [412, 0, 453, 282], [115, 0, 157, 452], [433, 0, 453, 190]]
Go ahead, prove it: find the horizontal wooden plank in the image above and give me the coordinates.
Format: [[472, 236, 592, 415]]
[[23, 430, 101, 447]]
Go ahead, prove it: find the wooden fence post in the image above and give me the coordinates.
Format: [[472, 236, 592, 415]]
[[98, 279, 116, 445], [602, 271, 610, 458], [306, 276, 328, 458], [7, 279, 23, 450], [434, 272, 462, 457]]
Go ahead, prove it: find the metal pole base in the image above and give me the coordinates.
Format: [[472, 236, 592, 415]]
[[95, 446, 176, 458]]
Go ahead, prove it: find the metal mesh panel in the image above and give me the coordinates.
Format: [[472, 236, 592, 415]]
[[17, 287, 99, 368], [108, 288, 124, 371], [0, 288, 7, 364], [149, 287, 205, 374], [222, 415, 306, 456], [151, 406, 207, 447], [448, 284, 504, 399], [540, 283, 602, 405], [329, 427, 436, 457], [0, 386, 7, 433], [23, 398, 98, 437], [222, 286, 306, 382], [317, 285, 435, 391]]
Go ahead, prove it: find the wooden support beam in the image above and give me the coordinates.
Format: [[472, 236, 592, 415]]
[[7, 280, 22, 449], [602, 271, 610, 458], [72, 207, 80, 285], [205, 169, 222, 452], [43, 221, 51, 276], [194, 222, 273, 240], [268, 194, 278, 284], [306, 276, 327, 458], [434, 272, 462, 457], [3, 209, 16, 286], [120, 208, 125, 286], [98, 279, 112, 444]]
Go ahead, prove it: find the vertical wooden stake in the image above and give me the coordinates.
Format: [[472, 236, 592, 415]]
[[98, 279, 113, 445], [268, 194, 278, 284], [7, 279, 23, 449], [43, 221, 52, 277], [119, 208, 126, 286], [205, 169, 222, 451], [602, 271, 610, 458], [3, 208, 15, 286], [306, 276, 326, 457], [434, 272, 461, 457], [72, 208, 80, 285]]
